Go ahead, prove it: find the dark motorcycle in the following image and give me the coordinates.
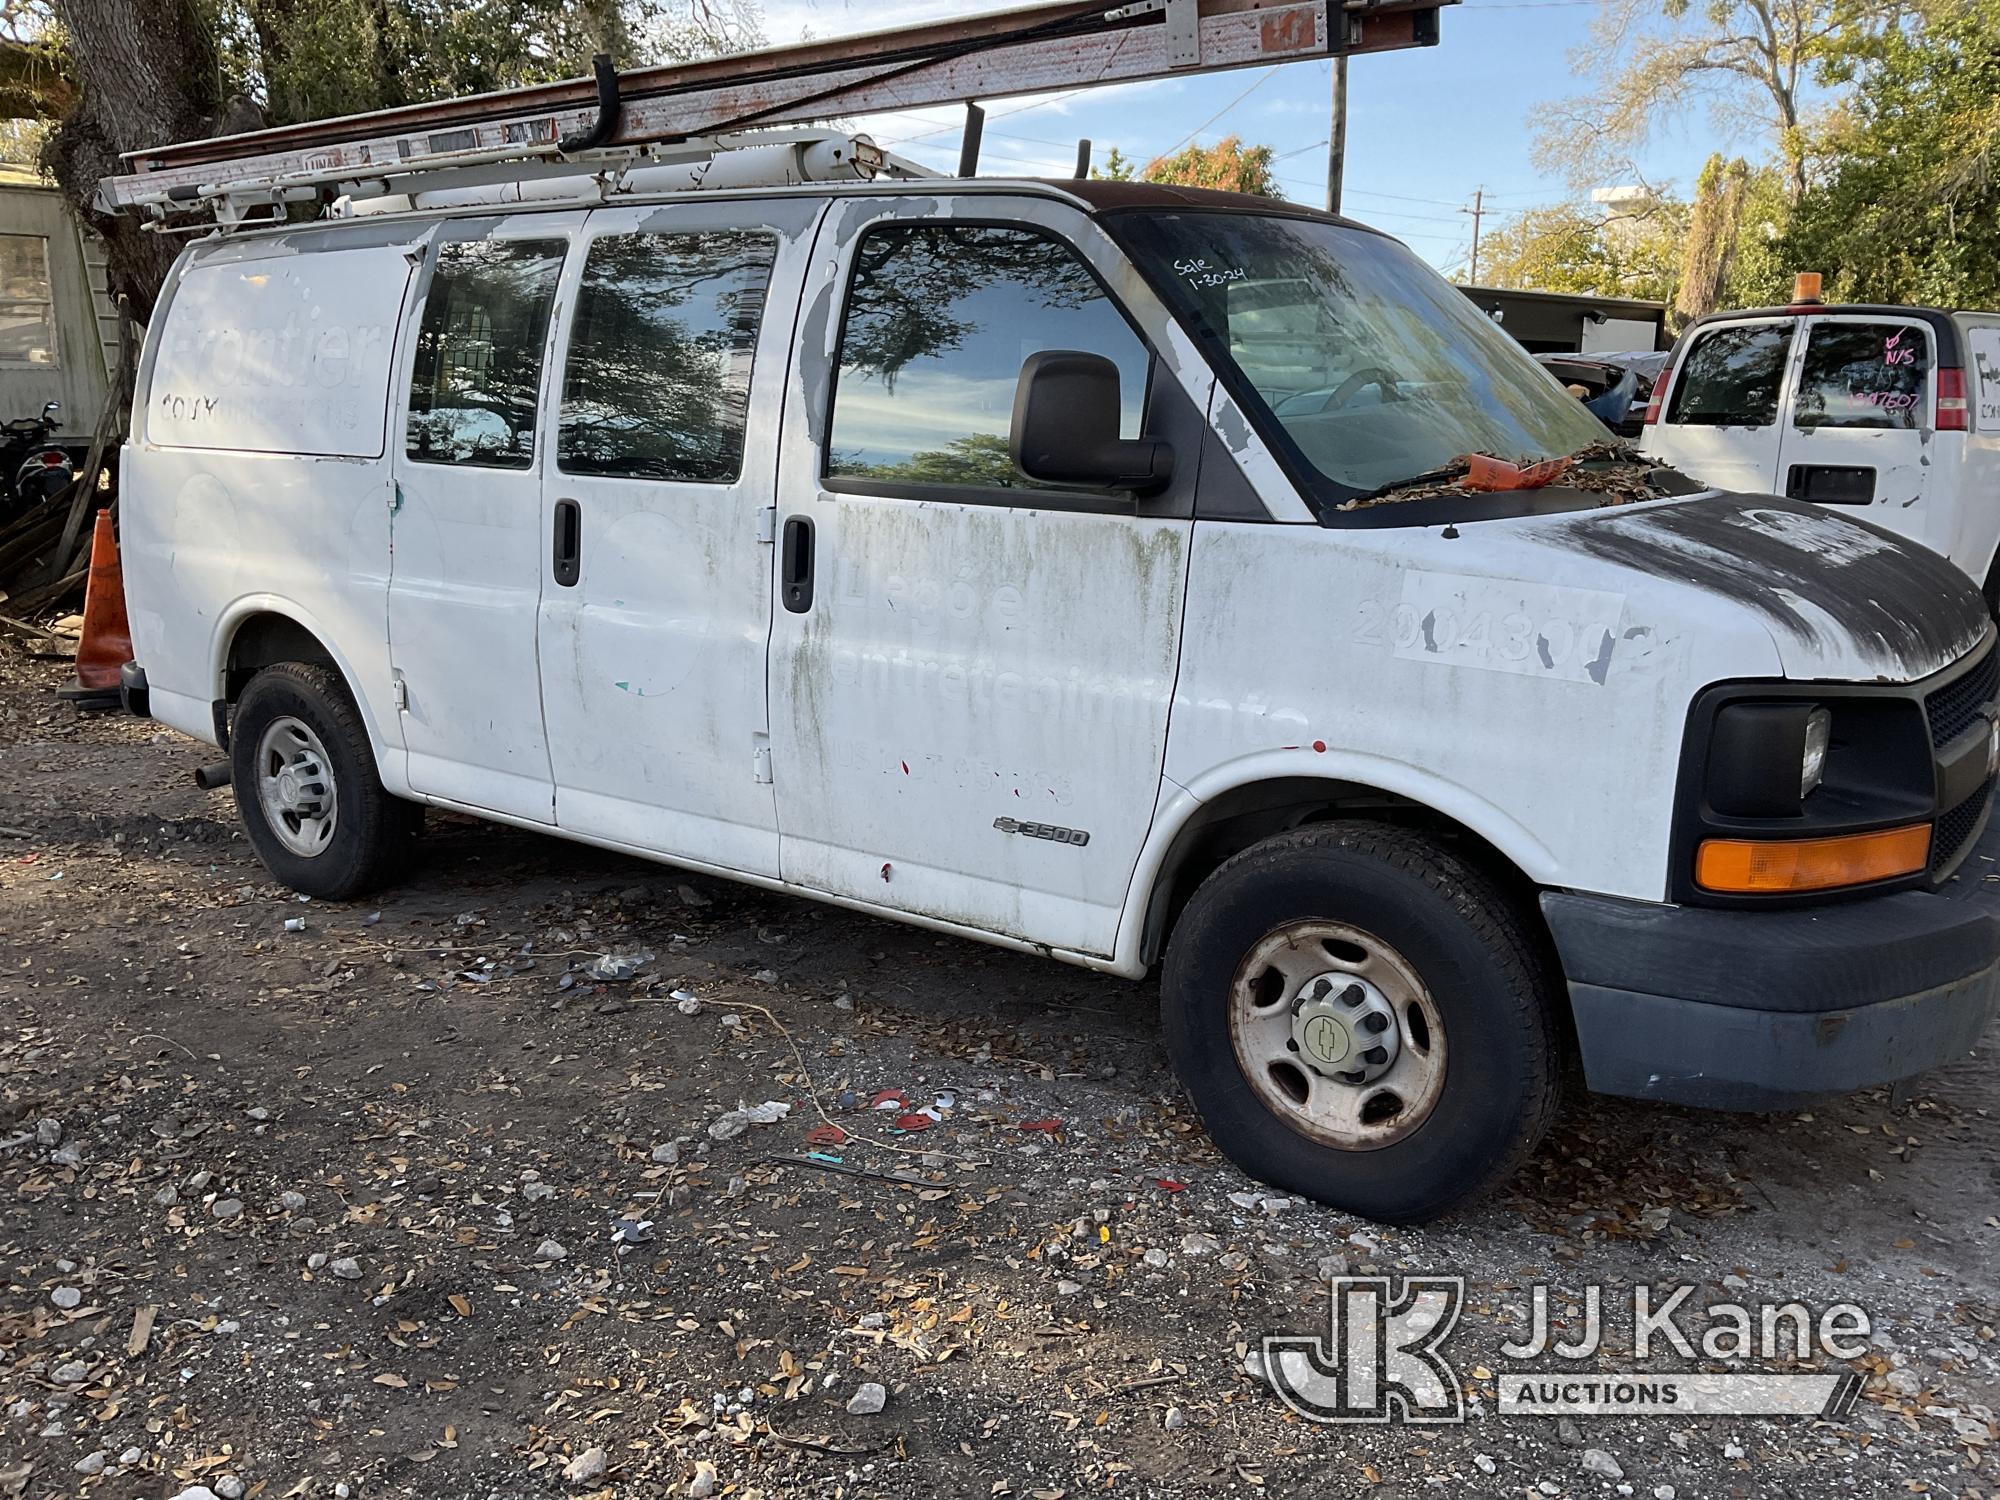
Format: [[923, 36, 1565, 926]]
[[0, 400, 75, 523]]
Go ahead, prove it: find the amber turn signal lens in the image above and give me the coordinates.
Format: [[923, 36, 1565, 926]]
[[1696, 824, 1931, 894]]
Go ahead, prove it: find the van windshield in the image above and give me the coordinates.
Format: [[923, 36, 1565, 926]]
[[1112, 211, 1611, 510]]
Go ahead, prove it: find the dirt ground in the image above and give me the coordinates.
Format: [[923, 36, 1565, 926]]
[[1, 643, 1996, 1500]]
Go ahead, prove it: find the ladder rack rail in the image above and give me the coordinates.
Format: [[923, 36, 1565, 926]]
[[98, 0, 1454, 221]]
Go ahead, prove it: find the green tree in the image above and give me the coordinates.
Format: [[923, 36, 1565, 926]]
[[1142, 134, 1276, 197], [1476, 199, 1685, 304], [1090, 145, 1135, 182], [1783, 0, 2000, 306], [1539, 0, 1908, 200]]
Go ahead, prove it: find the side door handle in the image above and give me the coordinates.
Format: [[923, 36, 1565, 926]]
[[553, 498, 581, 587], [781, 515, 815, 613]]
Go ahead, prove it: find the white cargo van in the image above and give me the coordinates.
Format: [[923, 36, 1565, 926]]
[[1642, 296, 2000, 600], [114, 170, 2000, 1223]]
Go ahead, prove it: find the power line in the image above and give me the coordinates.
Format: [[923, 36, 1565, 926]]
[[1155, 67, 1279, 159]]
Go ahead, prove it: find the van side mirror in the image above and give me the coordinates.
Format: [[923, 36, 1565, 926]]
[[1011, 350, 1173, 493]]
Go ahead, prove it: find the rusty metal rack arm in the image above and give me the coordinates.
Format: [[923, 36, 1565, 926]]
[[97, 0, 1454, 220]]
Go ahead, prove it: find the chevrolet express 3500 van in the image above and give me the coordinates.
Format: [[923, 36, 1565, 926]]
[[116, 175, 2000, 1222]]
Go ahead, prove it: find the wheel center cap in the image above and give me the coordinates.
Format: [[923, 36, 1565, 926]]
[[277, 770, 300, 807], [1299, 1012, 1351, 1066]]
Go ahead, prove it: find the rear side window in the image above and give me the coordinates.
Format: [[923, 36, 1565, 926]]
[[1793, 322, 1931, 430], [826, 223, 1148, 490], [406, 239, 566, 469], [558, 230, 777, 482], [1666, 323, 1792, 427]]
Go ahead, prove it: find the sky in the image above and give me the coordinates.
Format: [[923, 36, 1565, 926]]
[[749, 0, 1748, 275]]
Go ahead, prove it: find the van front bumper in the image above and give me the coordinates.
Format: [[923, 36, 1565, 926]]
[[1541, 889, 2000, 1110]]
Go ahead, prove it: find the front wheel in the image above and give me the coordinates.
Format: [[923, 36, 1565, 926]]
[[1162, 823, 1560, 1224], [230, 662, 418, 899]]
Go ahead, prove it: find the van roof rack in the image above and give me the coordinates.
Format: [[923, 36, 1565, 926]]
[[97, 0, 1455, 228]]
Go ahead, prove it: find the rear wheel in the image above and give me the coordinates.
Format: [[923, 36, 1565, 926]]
[[1162, 823, 1560, 1223], [230, 662, 418, 899]]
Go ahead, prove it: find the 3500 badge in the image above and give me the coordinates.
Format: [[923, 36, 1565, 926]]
[[993, 818, 1091, 847]]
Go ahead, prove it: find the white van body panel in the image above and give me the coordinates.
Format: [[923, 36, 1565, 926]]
[[535, 196, 823, 881], [766, 194, 1214, 957], [121, 224, 423, 766], [387, 210, 587, 825]]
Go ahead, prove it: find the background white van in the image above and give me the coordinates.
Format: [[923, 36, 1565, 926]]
[[1642, 301, 2000, 602]]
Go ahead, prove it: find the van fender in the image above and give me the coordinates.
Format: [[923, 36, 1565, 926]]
[[210, 594, 409, 797], [1111, 748, 1563, 977]]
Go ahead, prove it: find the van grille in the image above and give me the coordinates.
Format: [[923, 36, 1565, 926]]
[[1924, 644, 1999, 750], [1932, 780, 1993, 875]]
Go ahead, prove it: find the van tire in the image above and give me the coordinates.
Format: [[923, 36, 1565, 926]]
[[230, 662, 417, 900], [1161, 823, 1560, 1224]]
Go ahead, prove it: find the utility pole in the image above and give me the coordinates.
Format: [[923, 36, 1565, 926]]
[[1324, 55, 1347, 215], [1461, 186, 1485, 283]]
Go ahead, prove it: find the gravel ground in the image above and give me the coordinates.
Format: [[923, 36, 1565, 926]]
[[1, 644, 1996, 1500]]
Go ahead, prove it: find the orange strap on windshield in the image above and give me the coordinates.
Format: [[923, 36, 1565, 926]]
[[1458, 453, 1577, 492]]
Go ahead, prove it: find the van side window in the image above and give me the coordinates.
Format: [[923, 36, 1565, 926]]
[[406, 238, 566, 469], [1793, 323, 1931, 431], [1665, 323, 1791, 428], [826, 224, 1148, 489], [558, 231, 777, 482]]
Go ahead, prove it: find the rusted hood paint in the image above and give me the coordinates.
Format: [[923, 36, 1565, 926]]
[[1527, 493, 1988, 683]]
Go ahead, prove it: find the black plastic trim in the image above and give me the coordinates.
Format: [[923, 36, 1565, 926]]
[[119, 661, 149, 718], [1544, 887, 2000, 1013]]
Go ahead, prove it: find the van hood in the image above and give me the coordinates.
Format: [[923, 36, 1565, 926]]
[[1519, 493, 1987, 684]]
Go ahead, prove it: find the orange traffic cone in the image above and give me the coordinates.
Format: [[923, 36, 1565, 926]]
[[61, 509, 132, 707]]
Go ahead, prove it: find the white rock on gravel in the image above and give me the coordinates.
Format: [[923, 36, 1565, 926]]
[[73, 1452, 107, 1475], [688, 1459, 719, 1498], [1180, 1232, 1221, 1257], [216, 1477, 246, 1499], [562, 1446, 609, 1484], [846, 1381, 888, 1415], [50, 1286, 80, 1310], [536, 1239, 568, 1261], [1582, 1449, 1624, 1480], [328, 1257, 363, 1280]]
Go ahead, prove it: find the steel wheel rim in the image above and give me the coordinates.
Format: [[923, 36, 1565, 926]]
[[255, 716, 339, 859], [1227, 919, 1448, 1151]]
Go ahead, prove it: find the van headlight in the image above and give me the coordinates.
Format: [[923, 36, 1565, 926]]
[[1801, 706, 1832, 800], [1677, 686, 1936, 903], [1704, 701, 1840, 817]]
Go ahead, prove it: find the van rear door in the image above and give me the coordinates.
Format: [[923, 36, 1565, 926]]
[[1644, 317, 1797, 494], [1774, 313, 1936, 542], [389, 213, 581, 823], [532, 198, 819, 879]]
